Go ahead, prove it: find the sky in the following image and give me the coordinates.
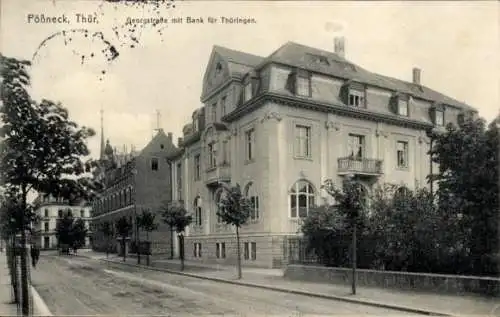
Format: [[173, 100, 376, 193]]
[[2, 0, 499, 160]]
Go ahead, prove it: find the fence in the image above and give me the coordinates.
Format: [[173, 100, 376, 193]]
[[284, 236, 320, 265]]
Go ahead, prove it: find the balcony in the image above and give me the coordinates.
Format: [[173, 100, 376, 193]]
[[205, 163, 231, 186], [337, 157, 383, 176]]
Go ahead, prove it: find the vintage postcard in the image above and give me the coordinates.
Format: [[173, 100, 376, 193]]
[[1, 0, 499, 316]]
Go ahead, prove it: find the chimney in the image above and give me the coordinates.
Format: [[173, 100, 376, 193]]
[[177, 137, 183, 147], [412, 67, 421, 85], [334, 36, 345, 58], [168, 132, 173, 142]]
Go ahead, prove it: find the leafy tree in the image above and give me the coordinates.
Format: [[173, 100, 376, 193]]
[[216, 183, 252, 279], [161, 200, 192, 271], [160, 200, 180, 260], [320, 177, 367, 295], [430, 115, 499, 276], [137, 208, 158, 265], [55, 211, 74, 253], [72, 218, 88, 252], [1, 54, 100, 314], [115, 216, 132, 262], [99, 221, 113, 259]]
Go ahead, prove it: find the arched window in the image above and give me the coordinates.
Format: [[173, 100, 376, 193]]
[[289, 180, 316, 218], [244, 182, 260, 221], [194, 196, 202, 226]]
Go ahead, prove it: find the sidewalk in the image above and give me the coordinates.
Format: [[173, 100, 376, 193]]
[[0, 252, 18, 316], [79, 250, 500, 317]]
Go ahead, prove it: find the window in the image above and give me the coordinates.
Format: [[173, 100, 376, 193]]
[[396, 141, 409, 168], [207, 143, 217, 169], [193, 155, 201, 181], [80, 209, 85, 218], [244, 82, 252, 102], [211, 103, 217, 122], [435, 110, 444, 126], [58, 210, 63, 218], [296, 76, 310, 97], [348, 90, 364, 107], [251, 242, 257, 260], [295, 125, 311, 158], [221, 96, 227, 117], [395, 186, 410, 198], [44, 209, 49, 217], [221, 141, 229, 164], [44, 222, 49, 232], [289, 180, 315, 218], [215, 190, 224, 224], [151, 157, 159, 171], [216, 242, 226, 259], [245, 129, 255, 161], [398, 99, 409, 116], [194, 196, 202, 226], [245, 182, 260, 221], [348, 134, 365, 160], [193, 243, 202, 257], [244, 242, 249, 260]]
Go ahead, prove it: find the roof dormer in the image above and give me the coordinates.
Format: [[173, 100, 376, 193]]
[[429, 103, 446, 127], [340, 80, 366, 108], [390, 92, 410, 117]]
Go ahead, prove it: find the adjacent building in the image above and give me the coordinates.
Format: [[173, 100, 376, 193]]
[[33, 195, 92, 250], [90, 111, 178, 255], [168, 39, 477, 268]]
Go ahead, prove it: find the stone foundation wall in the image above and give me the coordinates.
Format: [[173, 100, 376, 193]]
[[285, 264, 500, 297]]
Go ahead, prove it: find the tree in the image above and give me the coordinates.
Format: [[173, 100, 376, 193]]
[[55, 211, 74, 254], [1, 54, 100, 315], [160, 200, 179, 260], [72, 218, 88, 252], [99, 221, 113, 259], [216, 183, 252, 279], [161, 200, 192, 271], [137, 209, 158, 266], [115, 216, 132, 262], [430, 115, 499, 277], [321, 177, 367, 295]]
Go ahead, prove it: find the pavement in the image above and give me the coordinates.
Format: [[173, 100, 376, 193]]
[[30, 254, 416, 315], [78, 250, 500, 317], [0, 251, 18, 316]]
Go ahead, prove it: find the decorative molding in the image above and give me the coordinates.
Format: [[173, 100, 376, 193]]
[[231, 128, 238, 136], [418, 136, 430, 144], [325, 120, 341, 131], [260, 111, 282, 124], [376, 129, 389, 138]]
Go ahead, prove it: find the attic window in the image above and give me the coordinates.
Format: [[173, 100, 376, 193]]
[[306, 54, 330, 66], [216, 63, 222, 74], [160, 144, 164, 149], [286, 69, 311, 97], [430, 104, 445, 126], [348, 89, 364, 107], [244, 82, 252, 102]]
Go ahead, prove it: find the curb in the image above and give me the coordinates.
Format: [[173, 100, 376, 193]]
[[31, 285, 52, 316], [82, 255, 454, 317]]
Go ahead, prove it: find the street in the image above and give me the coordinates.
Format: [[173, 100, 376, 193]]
[[31, 255, 421, 316]]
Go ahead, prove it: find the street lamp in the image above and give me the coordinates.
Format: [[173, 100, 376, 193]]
[[178, 231, 185, 271]]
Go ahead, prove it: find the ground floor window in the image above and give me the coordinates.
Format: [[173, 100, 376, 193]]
[[193, 243, 202, 258], [216, 242, 226, 259], [243, 242, 256, 261]]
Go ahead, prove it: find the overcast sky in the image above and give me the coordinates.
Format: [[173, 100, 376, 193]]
[[2, 0, 499, 159]]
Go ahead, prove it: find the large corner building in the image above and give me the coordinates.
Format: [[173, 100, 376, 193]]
[[167, 39, 477, 268]]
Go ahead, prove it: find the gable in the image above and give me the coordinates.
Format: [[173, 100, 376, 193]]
[[201, 52, 231, 101], [139, 130, 177, 157]]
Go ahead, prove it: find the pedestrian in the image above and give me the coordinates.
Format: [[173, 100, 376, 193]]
[[30, 244, 40, 269]]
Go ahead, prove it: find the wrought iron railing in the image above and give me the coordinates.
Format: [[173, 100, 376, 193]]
[[337, 157, 383, 174]]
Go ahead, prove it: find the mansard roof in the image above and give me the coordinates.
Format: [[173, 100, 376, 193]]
[[215, 41, 475, 111]]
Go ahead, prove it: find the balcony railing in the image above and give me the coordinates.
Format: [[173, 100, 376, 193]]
[[205, 163, 231, 185], [337, 157, 383, 175]]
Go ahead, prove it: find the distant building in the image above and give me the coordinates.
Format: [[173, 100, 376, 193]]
[[167, 39, 478, 268], [32, 195, 92, 250], [90, 111, 178, 255]]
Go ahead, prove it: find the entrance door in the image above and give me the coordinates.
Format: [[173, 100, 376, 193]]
[[44, 237, 50, 249]]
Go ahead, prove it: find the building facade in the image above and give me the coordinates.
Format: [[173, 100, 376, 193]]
[[90, 126, 178, 255], [168, 40, 477, 268], [33, 195, 92, 250]]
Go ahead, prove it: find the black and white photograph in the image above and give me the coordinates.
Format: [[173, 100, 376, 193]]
[[0, 0, 499, 316]]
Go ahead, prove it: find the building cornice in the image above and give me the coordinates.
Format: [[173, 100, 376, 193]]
[[223, 92, 434, 131]]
